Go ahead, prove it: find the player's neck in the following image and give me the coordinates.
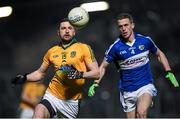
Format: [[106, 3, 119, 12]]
[[127, 32, 135, 43]]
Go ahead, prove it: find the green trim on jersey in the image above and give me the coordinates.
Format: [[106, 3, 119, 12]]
[[87, 45, 95, 62]]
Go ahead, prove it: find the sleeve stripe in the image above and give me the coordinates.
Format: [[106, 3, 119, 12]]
[[146, 36, 158, 48], [105, 38, 120, 55], [87, 45, 96, 62]]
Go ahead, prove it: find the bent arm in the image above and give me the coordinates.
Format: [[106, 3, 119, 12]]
[[87, 59, 109, 96], [156, 48, 171, 71], [26, 63, 48, 82], [156, 48, 179, 87], [94, 59, 109, 84], [83, 61, 100, 79]]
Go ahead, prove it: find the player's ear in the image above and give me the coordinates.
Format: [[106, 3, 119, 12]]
[[57, 30, 60, 36], [73, 28, 76, 36], [73, 30, 76, 36], [132, 22, 135, 29]]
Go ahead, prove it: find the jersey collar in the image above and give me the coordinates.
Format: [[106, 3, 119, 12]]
[[119, 32, 137, 47], [60, 38, 77, 49], [125, 39, 136, 47]]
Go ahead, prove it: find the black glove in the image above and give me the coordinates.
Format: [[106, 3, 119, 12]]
[[11, 73, 28, 85], [66, 66, 84, 80]]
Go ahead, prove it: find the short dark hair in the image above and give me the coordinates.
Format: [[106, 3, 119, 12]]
[[116, 13, 134, 23], [57, 18, 70, 29]]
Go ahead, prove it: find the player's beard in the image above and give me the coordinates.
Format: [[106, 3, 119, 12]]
[[61, 39, 72, 45], [61, 34, 73, 45]]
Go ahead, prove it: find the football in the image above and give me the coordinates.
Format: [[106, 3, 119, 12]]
[[68, 7, 89, 29]]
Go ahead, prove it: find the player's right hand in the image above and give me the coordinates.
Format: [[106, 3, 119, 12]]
[[88, 84, 99, 97], [11, 74, 27, 85]]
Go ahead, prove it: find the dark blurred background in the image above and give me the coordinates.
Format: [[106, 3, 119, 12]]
[[0, 0, 180, 118]]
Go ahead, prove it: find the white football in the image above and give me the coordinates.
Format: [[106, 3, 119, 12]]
[[68, 7, 89, 29]]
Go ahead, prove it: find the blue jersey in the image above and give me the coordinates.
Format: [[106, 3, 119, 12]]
[[105, 33, 158, 91]]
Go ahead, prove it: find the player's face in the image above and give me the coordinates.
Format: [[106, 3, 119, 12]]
[[58, 21, 76, 41], [117, 18, 135, 40]]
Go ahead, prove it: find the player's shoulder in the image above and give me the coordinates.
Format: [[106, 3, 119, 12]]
[[135, 33, 152, 41], [47, 43, 61, 53], [110, 38, 121, 48], [76, 42, 91, 48], [104, 38, 120, 53], [135, 33, 157, 47]]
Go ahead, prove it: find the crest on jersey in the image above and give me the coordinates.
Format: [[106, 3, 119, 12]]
[[70, 51, 76, 57], [139, 45, 145, 50]]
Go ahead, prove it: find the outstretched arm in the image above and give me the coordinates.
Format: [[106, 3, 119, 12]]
[[83, 61, 100, 79], [11, 63, 48, 85], [94, 59, 109, 84], [156, 48, 179, 87], [26, 63, 48, 82], [156, 48, 171, 71], [88, 59, 109, 96]]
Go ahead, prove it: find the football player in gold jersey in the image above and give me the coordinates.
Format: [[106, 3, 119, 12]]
[[11, 18, 100, 118], [19, 81, 46, 118]]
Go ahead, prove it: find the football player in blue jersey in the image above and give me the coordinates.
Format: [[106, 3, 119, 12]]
[[88, 13, 179, 118]]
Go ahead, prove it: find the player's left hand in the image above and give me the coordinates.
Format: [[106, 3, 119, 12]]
[[66, 66, 84, 80], [166, 71, 179, 87], [55, 65, 73, 80]]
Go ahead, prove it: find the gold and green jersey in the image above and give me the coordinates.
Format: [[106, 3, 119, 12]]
[[43, 40, 96, 100], [20, 82, 46, 109]]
